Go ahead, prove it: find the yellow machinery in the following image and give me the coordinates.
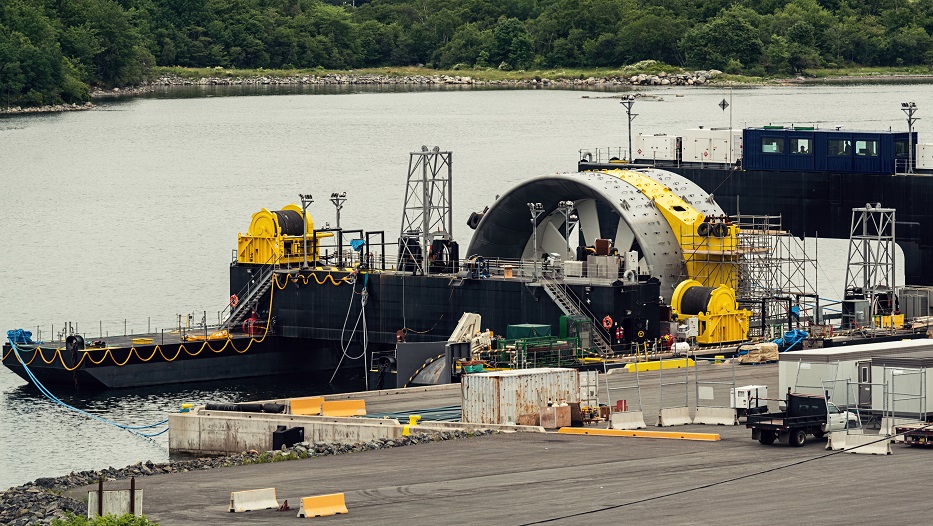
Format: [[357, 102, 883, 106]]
[[604, 170, 749, 344], [237, 204, 333, 265], [608, 169, 739, 290], [671, 279, 750, 344]]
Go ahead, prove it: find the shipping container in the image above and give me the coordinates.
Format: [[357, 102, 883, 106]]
[[743, 127, 915, 173], [461, 368, 580, 425]]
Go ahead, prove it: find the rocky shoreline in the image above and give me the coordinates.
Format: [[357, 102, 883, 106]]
[[0, 69, 726, 115], [151, 69, 723, 88], [0, 102, 95, 115], [0, 429, 492, 526]]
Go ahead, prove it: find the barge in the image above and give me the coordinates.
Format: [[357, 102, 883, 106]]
[[4, 148, 756, 390]]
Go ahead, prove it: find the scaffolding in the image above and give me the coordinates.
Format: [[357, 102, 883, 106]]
[[733, 214, 819, 340]]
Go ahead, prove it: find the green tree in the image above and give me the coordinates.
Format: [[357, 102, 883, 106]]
[[682, 7, 764, 71], [491, 16, 532, 69]]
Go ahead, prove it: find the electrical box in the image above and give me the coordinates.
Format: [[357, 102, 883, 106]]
[[731, 385, 768, 410]]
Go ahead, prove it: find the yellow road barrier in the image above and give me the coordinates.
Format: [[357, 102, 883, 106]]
[[557, 427, 720, 441], [297, 493, 348, 518], [290, 396, 324, 416], [623, 358, 695, 372], [321, 399, 366, 417]]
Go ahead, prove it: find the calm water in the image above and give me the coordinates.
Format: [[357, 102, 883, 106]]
[[2, 84, 932, 489]]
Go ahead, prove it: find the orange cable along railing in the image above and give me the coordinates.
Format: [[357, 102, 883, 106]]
[[2, 285, 277, 371]]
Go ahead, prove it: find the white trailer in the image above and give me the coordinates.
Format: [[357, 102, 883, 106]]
[[778, 339, 933, 405]]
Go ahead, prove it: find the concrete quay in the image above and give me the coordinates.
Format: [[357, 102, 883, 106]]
[[68, 362, 933, 525]]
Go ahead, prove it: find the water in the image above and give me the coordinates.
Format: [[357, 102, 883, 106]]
[[2, 83, 932, 489]]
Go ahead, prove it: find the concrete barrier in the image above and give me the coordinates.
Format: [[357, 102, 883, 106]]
[[290, 396, 324, 415], [624, 358, 695, 373], [321, 399, 366, 417], [609, 411, 647, 430], [844, 433, 893, 455], [88, 490, 143, 518], [827, 431, 847, 451], [229, 488, 279, 513], [557, 427, 720, 441], [693, 407, 737, 426], [297, 493, 348, 518], [658, 407, 692, 427]]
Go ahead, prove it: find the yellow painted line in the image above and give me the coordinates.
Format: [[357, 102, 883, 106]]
[[557, 427, 720, 441]]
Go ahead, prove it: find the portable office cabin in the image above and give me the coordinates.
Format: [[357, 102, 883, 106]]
[[743, 127, 915, 173], [870, 351, 933, 419], [778, 339, 933, 402]]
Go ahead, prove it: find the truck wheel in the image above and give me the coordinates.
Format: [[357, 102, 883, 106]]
[[790, 429, 807, 447], [813, 429, 826, 439], [758, 431, 776, 445]]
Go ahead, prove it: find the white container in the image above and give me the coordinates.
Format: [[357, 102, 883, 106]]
[[461, 368, 580, 425], [635, 134, 679, 161], [563, 260, 583, 278], [916, 143, 933, 170], [731, 385, 768, 409], [681, 128, 742, 163]]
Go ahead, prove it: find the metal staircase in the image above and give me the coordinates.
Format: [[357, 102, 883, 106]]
[[223, 266, 276, 330], [540, 277, 614, 357]]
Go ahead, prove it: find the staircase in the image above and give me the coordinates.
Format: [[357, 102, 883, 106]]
[[223, 267, 275, 330], [540, 277, 614, 357]]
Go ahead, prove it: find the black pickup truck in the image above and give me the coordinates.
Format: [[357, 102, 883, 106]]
[[747, 392, 856, 447]]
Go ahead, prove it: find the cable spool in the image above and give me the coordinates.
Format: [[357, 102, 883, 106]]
[[696, 221, 711, 237], [679, 285, 715, 315], [712, 223, 728, 238], [271, 210, 305, 236]]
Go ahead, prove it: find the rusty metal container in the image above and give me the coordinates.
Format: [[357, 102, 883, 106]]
[[461, 368, 580, 425]]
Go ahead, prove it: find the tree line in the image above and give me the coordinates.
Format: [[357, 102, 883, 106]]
[[3, 0, 933, 107]]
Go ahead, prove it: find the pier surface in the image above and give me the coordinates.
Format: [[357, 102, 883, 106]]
[[73, 363, 932, 524]]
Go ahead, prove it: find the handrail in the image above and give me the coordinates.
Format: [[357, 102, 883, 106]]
[[222, 252, 283, 325]]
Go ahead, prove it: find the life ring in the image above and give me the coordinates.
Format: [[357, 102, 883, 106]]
[[230, 294, 239, 307], [602, 316, 613, 329]]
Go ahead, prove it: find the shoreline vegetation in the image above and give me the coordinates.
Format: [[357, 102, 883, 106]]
[[3, 0, 933, 113], [3, 64, 933, 116]]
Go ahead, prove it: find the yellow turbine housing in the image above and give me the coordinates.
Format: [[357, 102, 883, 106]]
[[671, 279, 750, 345]]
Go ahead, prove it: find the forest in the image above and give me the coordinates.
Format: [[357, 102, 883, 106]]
[[3, 0, 933, 107]]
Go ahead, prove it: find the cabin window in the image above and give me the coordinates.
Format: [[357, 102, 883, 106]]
[[896, 140, 909, 156], [761, 137, 784, 154], [790, 138, 811, 155], [855, 140, 879, 157], [828, 139, 851, 156]]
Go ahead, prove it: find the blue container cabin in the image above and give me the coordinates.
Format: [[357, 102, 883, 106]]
[[743, 127, 916, 174]]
